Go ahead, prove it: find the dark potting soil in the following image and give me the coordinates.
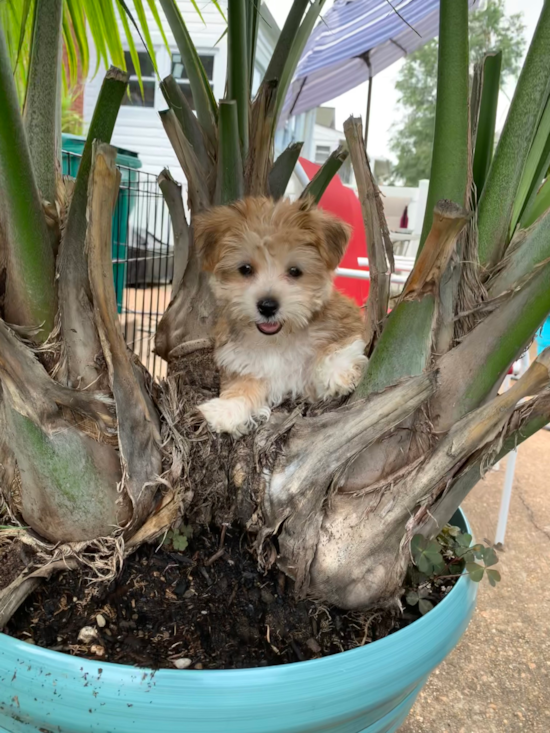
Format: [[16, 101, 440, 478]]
[[5, 528, 459, 670], [0, 540, 32, 589]]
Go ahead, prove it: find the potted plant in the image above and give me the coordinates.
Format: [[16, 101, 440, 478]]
[[1, 1, 550, 731]]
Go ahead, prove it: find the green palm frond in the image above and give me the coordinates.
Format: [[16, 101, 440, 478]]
[[64, 0, 89, 78], [116, 0, 145, 96], [98, 0, 126, 71], [145, 0, 171, 54], [15, 0, 33, 69], [62, 9, 78, 88], [0, 0, 32, 103]]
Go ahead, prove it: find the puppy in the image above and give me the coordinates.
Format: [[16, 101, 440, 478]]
[[194, 196, 367, 436]]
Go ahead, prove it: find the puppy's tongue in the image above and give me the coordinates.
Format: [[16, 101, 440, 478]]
[[256, 322, 282, 335]]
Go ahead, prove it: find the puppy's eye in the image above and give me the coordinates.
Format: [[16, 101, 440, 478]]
[[238, 264, 254, 277], [288, 266, 303, 278]]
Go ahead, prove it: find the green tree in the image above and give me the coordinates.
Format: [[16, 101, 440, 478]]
[[390, 0, 526, 185]]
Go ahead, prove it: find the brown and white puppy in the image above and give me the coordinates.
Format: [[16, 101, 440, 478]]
[[194, 196, 367, 436]]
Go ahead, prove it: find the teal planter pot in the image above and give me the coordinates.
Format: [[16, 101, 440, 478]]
[[0, 510, 477, 733]]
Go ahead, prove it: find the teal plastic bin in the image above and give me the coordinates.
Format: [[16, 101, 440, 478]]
[[61, 134, 142, 313]]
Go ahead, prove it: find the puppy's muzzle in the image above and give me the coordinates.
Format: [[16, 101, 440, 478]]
[[257, 298, 279, 318], [256, 297, 282, 335]]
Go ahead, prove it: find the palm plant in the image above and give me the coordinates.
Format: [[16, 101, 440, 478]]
[[1, 0, 550, 623]]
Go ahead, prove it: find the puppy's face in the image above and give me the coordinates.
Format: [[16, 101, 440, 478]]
[[194, 197, 351, 336]]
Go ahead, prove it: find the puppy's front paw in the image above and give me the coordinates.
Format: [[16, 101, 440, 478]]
[[199, 397, 250, 436], [198, 397, 270, 437], [314, 339, 368, 400]]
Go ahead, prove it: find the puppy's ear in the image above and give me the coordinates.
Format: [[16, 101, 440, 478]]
[[194, 203, 248, 271], [193, 208, 228, 272], [297, 195, 316, 212], [317, 210, 351, 270]]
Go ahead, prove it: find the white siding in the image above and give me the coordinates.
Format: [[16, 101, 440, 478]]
[[312, 124, 345, 158], [83, 1, 277, 188], [254, 20, 273, 76]]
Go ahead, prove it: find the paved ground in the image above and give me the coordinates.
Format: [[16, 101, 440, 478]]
[[399, 428, 550, 733], [122, 286, 170, 379]]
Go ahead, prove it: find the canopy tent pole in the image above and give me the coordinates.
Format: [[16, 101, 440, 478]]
[[362, 51, 373, 151], [365, 75, 373, 150]]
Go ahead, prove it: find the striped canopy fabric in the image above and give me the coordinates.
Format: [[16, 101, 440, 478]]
[[280, 0, 478, 122]]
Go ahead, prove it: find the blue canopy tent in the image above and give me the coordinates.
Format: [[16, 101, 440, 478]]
[[280, 0, 478, 146]]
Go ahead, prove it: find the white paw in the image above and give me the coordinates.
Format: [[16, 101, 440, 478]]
[[198, 397, 270, 437], [314, 339, 368, 400]]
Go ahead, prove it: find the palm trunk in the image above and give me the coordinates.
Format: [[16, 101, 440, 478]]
[[0, 23, 56, 339], [57, 68, 128, 390], [23, 0, 63, 210]]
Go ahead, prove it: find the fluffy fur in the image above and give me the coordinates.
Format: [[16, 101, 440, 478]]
[[194, 196, 367, 436]]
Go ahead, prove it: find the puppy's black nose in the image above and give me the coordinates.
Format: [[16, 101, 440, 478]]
[[257, 298, 279, 318]]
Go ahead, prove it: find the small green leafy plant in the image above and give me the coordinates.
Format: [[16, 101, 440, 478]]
[[164, 524, 194, 552], [405, 525, 501, 616]]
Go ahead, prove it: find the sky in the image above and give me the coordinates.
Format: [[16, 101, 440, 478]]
[[265, 0, 544, 161]]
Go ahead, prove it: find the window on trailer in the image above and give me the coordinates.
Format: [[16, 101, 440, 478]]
[[171, 53, 215, 110], [121, 51, 156, 107], [315, 145, 331, 165], [252, 62, 266, 96]]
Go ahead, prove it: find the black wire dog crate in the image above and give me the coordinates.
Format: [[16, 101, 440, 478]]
[[63, 150, 174, 379]]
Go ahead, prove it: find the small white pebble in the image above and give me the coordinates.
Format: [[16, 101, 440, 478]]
[[90, 645, 105, 657], [306, 638, 321, 654], [77, 626, 98, 644], [173, 657, 192, 670], [96, 614, 106, 628]]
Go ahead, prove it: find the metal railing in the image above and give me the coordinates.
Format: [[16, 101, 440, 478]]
[[63, 151, 174, 379]]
